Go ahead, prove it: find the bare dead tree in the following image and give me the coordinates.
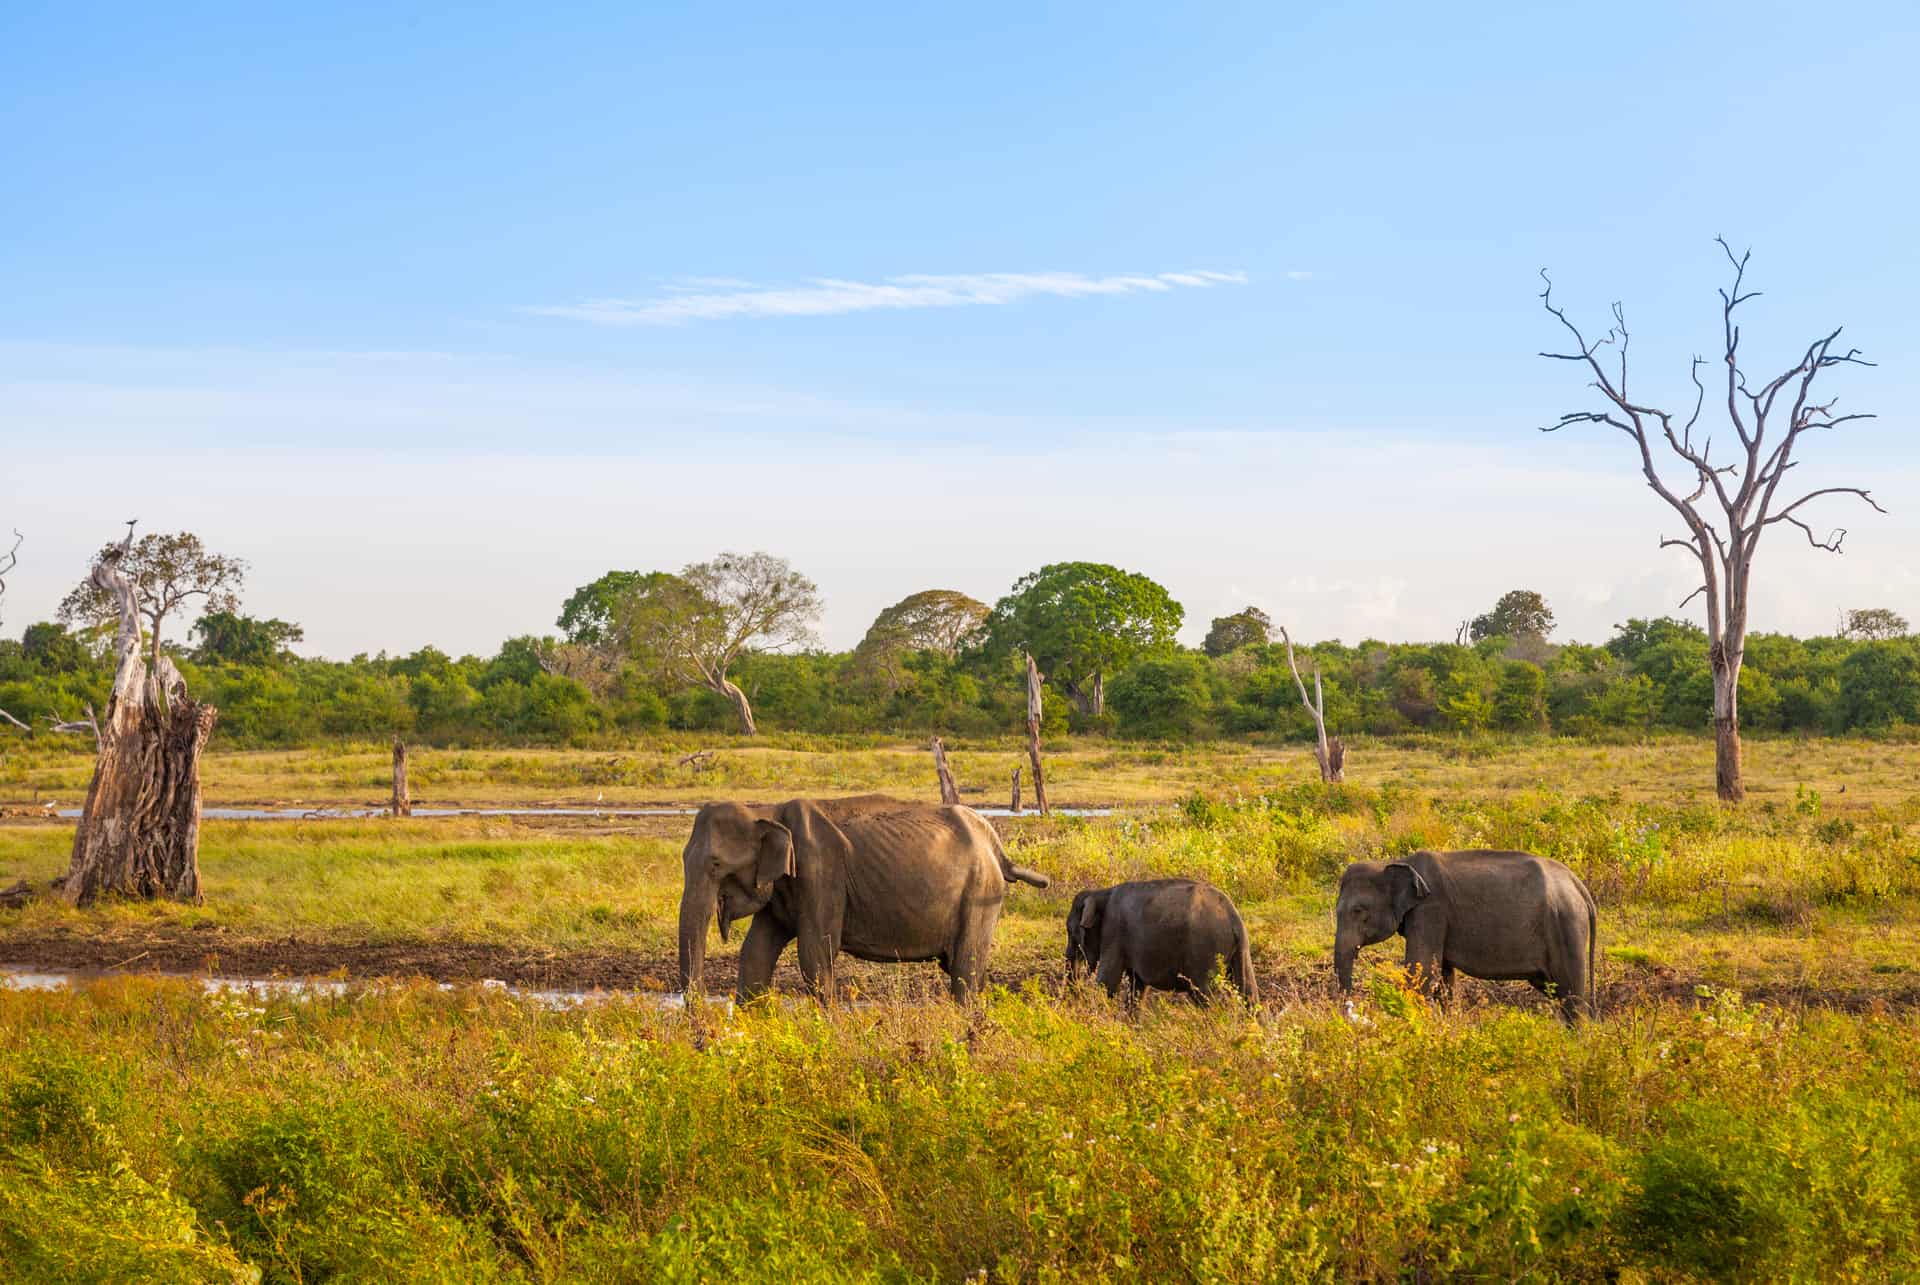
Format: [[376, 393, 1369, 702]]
[[1024, 652, 1050, 816], [1541, 240, 1881, 802], [929, 736, 960, 805], [1280, 627, 1345, 783], [62, 524, 219, 906]]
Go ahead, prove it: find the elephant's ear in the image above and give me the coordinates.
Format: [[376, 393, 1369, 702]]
[[753, 819, 795, 888], [1385, 861, 1432, 925], [1077, 891, 1105, 933]]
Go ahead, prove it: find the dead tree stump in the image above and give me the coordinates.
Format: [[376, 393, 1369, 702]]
[[1010, 766, 1022, 815], [1025, 653, 1050, 816], [62, 529, 218, 907], [391, 738, 413, 817], [930, 736, 960, 805]]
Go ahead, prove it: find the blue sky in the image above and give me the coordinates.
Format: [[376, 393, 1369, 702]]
[[4, 1, 1916, 655]]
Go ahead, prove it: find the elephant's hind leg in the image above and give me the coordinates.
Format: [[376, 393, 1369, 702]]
[[943, 898, 1002, 1003]]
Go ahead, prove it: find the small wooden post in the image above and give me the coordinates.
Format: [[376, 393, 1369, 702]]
[[391, 738, 413, 817], [1024, 652, 1050, 816], [930, 736, 960, 805], [1010, 766, 1022, 815]]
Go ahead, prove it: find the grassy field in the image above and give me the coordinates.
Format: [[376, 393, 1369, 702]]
[[5, 735, 1920, 1279], [2, 978, 1916, 1281], [9, 731, 1920, 810]]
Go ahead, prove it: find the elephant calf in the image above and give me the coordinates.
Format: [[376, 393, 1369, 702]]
[[1334, 849, 1598, 1021], [1066, 878, 1259, 1005]]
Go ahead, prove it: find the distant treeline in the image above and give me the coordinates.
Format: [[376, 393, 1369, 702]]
[[4, 614, 1918, 747]]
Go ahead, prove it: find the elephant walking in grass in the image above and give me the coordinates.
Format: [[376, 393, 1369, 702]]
[[1065, 878, 1259, 1005], [1333, 849, 1598, 1022], [677, 795, 1049, 1003]]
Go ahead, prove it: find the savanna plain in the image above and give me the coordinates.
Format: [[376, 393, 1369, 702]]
[[2, 734, 1918, 1280]]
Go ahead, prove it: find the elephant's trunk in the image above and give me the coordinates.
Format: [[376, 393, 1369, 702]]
[[678, 878, 717, 997], [1334, 931, 1359, 993]]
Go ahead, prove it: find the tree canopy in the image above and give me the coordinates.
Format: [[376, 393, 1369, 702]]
[[1840, 608, 1909, 641], [850, 590, 988, 694], [1469, 589, 1555, 643], [1203, 607, 1271, 656], [605, 552, 821, 735], [57, 530, 245, 660], [980, 562, 1183, 715], [190, 612, 305, 667]]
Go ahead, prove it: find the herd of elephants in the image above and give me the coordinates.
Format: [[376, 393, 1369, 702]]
[[676, 794, 1600, 1021]]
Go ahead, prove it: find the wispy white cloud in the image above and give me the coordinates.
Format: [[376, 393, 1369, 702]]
[[527, 269, 1252, 325]]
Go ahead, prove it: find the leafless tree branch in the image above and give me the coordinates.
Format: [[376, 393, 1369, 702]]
[[1542, 240, 1882, 801]]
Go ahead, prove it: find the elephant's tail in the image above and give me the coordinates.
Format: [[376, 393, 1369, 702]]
[[1231, 917, 1260, 1006], [986, 825, 1050, 889], [1003, 860, 1050, 889], [1586, 893, 1599, 1020]]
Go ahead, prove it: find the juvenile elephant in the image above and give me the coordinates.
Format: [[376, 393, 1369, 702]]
[[1333, 849, 1598, 1021], [1065, 878, 1259, 1005], [676, 794, 1049, 1003]]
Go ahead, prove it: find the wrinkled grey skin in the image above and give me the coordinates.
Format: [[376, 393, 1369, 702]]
[[677, 794, 1049, 1003], [1334, 849, 1598, 1021], [1065, 878, 1258, 1005]]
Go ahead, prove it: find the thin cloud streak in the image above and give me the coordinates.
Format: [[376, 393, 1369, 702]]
[[528, 269, 1253, 326]]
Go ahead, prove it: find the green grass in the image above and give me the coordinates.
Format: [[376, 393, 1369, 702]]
[[1, 979, 1916, 1281], [6, 749, 1920, 997], [7, 737, 1920, 1278], [11, 730, 1920, 810]]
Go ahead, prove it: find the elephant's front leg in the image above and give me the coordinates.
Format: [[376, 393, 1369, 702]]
[[794, 906, 843, 1003], [1401, 916, 1447, 1003], [735, 913, 793, 1003]]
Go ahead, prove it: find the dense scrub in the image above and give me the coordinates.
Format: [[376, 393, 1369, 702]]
[[10, 614, 1920, 747], [0, 980, 1915, 1282]]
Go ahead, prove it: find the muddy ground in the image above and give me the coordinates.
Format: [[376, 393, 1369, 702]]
[[4, 926, 1914, 1015]]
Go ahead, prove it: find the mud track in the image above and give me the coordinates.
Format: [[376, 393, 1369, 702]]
[[4, 928, 1915, 1014]]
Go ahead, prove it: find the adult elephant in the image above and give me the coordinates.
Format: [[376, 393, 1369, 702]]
[[676, 794, 1050, 1003], [1333, 849, 1598, 1022]]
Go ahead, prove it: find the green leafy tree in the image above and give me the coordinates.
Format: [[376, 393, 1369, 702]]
[[979, 562, 1183, 716], [1469, 590, 1555, 643], [1202, 607, 1271, 656], [556, 571, 675, 645], [1108, 653, 1214, 739], [1840, 607, 1909, 641], [1607, 617, 1708, 663], [190, 612, 304, 666], [612, 552, 821, 735], [1492, 662, 1548, 730], [21, 622, 90, 674], [57, 530, 246, 662]]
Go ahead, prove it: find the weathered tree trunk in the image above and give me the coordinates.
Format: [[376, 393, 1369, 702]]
[[391, 738, 413, 816], [1010, 767, 1022, 815], [1281, 627, 1345, 784], [1711, 640, 1745, 802], [1025, 653, 1050, 816], [62, 532, 217, 907], [64, 660, 216, 906], [716, 677, 757, 736], [930, 736, 960, 805]]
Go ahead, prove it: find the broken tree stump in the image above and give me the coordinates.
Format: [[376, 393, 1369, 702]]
[[1024, 652, 1049, 817], [62, 527, 217, 908], [930, 736, 960, 805], [391, 738, 413, 817], [1010, 766, 1022, 815]]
